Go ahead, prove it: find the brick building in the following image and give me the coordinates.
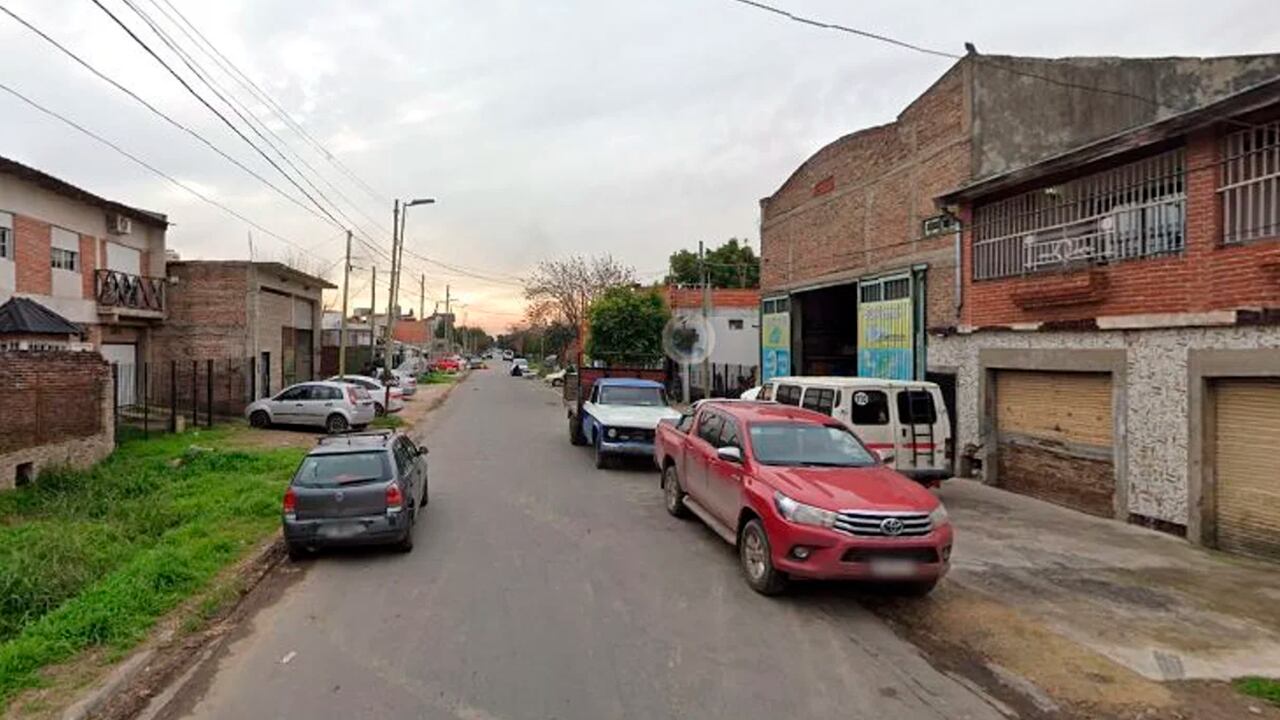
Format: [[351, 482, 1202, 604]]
[[0, 155, 169, 368], [152, 261, 335, 397], [932, 78, 1280, 558], [759, 53, 1280, 387]]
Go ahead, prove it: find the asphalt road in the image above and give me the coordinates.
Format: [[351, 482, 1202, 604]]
[[170, 367, 1009, 720]]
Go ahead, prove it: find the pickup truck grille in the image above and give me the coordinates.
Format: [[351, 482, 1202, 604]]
[[612, 428, 655, 443], [833, 511, 932, 537]]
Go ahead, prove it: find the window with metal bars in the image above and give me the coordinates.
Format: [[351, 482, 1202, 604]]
[[971, 147, 1186, 280], [1221, 122, 1280, 245]]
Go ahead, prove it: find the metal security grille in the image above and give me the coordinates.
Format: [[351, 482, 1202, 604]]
[[1222, 122, 1280, 244], [972, 148, 1186, 280]]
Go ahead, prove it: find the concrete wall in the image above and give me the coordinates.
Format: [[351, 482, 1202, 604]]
[[0, 350, 114, 490], [971, 54, 1280, 179], [930, 325, 1280, 529], [672, 306, 758, 366]]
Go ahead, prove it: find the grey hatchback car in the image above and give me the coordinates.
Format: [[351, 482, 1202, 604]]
[[282, 430, 428, 559]]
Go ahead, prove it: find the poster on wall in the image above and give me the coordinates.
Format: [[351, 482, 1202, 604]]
[[761, 310, 790, 382], [857, 294, 913, 380]]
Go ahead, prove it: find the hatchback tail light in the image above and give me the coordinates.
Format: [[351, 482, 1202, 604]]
[[385, 484, 403, 513], [283, 487, 297, 518], [346, 387, 360, 404]]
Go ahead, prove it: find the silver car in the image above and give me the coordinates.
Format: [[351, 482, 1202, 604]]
[[245, 381, 377, 433]]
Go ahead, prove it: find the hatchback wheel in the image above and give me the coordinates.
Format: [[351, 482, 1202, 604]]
[[286, 541, 309, 561], [374, 402, 386, 417], [325, 414, 349, 434], [663, 465, 690, 518], [739, 519, 787, 595], [249, 410, 270, 428], [396, 513, 415, 553]]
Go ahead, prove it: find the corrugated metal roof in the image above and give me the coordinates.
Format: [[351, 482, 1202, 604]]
[[0, 297, 82, 335]]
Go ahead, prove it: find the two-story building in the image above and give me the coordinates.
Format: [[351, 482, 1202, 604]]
[[933, 77, 1280, 559], [0, 156, 168, 365]]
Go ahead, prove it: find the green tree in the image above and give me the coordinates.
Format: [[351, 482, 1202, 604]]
[[665, 238, 760, 288], [585, 286, 669, 365]]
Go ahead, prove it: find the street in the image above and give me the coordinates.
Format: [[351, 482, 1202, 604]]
[[164, 368, 1007, 720]]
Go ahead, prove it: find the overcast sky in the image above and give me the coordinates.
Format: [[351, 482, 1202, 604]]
[[3, 0, 1277, 332]]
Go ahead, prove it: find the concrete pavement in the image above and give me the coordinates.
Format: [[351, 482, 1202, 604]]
[[159, 368, 1010, 720]]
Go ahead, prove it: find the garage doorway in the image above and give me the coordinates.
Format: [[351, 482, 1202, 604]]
[[793, 283, 858, 376], [1212, 379, 1280, 559]]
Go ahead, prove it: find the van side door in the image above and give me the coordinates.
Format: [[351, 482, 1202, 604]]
[[894, 388, 941, 470]]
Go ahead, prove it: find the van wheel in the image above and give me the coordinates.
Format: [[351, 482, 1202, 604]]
[[249, 410, 270, 428], [663, 465, 690, 518], [325, 414, 349, 434], [739, 519, 788, 595]]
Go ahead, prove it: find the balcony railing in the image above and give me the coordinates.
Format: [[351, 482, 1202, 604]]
[[95, 269, 165, 313]]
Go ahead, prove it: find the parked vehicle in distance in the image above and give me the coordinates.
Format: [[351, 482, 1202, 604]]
[[510, 357, 529, 376], [431, 357, 461, 373], [467, 356, 486, 369], [544, 368, 569, 387], [375, 367, 417, 396], [758, 376, 952, 486], [245, 381, 376, 433], [502, 349, 514, 361], [739, 386, 762, 400], [282, 430, 428, 558], [654, 401, 952, 595], [327, 374, 405, 415], [569, 376, 681, 468]]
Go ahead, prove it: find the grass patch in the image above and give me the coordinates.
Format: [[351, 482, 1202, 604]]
[[369, 414, 404, 429], [417, 371, 457, 385], [1236, 677, 1280, 707], [0, 429, 303, 706]]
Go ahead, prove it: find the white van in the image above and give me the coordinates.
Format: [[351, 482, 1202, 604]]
[[759, 376, 952, 485]]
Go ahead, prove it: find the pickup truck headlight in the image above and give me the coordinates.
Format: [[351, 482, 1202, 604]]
[[928, 504, 949, 528], [606, 427, 617, 439], [774, 491, 837, 529]]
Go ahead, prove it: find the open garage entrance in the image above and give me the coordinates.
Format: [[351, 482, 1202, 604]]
[[792, 283, 858, 376]]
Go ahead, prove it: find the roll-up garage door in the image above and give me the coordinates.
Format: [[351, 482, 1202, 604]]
[[995, 370, 1115, 517], [1213, 380, 1280, 559]]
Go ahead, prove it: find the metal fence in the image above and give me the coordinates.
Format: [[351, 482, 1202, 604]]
[[972, 147, 1186, 280], [110, 357, 283, 441], [667, 362, 759, 402]]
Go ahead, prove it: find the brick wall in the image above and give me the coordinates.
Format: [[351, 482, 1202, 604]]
[[0, 350, 114, 490], [79, 232, 97, 299], [14, 213, 51, 295], [760, 65, 969, 329], [152, 262, 250, 360], [961, 129, 1280, 328]]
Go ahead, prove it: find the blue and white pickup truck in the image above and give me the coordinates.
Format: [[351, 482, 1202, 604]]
[[567, 376, 681, 468]]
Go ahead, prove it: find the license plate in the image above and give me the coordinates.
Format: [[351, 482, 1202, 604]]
[[869, 559, 919, 579], [320, 522, 365, 539]]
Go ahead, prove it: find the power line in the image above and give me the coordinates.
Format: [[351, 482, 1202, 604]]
[[89, 0, 355, 233], [728, 0, 1168, 109], [0, 3, 346, 232], [0, 78, 333, 262], [152, 0, 389, 206]]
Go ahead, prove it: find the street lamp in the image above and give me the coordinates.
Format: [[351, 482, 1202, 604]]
[[385, 197, 436, 370]]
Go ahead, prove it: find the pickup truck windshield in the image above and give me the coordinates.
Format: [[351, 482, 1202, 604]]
[[748, 423, 877, 467], [293, 451, 392, 487], [598, 386, 666, 406]]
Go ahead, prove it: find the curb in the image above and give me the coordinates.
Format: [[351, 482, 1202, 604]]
[[60, 649, 155, 720]]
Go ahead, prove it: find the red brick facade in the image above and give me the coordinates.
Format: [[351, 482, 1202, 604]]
[[79, 233, 97, 300], [14, 214, 52, 295], [960, 126, 1280, 329]]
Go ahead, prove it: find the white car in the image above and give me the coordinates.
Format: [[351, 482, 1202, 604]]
[[739, 386, 763, 400], [544, 368, 568, 387], [245, 381, 376, 433], [510, 358, 530, 376], [376, 367, 417, 396], [327, 374, 405, 415]]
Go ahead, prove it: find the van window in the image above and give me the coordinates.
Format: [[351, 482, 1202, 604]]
[[848, 390, 890, 425], [775, 384, 802, 406], [758, 384, 773, 401], [897, 390, 938, 425], [801, 387, 836, 416]]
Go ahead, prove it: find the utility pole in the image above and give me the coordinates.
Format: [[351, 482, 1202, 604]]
[[338, 230, 352, 376], [419, 274, 425, 322], [370, 265, 377, 362], [384, 200, 401, 370], [444, 284, 452, 353], [700, 240, 711, 399]]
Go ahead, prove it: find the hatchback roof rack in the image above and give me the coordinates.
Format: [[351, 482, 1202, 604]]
[[315, 429, 396, 446]]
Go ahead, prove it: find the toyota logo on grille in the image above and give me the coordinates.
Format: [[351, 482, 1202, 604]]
[[880, 517, 905, 536]]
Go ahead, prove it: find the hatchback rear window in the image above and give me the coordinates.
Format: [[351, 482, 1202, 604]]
[[293, 451, 391, 487]]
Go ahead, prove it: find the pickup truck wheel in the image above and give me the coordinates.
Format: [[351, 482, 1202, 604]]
[[663, 465, 690, 518], [593, 435, 610, 469], [568, 414, 586, 445], [739, 519, 788, 595], [249, 410, 270, 428]]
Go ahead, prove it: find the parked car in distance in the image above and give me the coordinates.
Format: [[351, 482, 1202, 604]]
[[282, 430, 428, 558], [739, 386, 762, 400], [327, 374, 405, 415], [654, 401, 952, 596], [431, 357, 461, 373], [510, 357, 529, 376], [375, 367, 417, 396], [544, 368, 569, 387], [246, 381, 376, 433], [467, 356, 486, 369], [571, 377, 681, 468], [502, 349, 514, 361], [759, 376, 952, 486]]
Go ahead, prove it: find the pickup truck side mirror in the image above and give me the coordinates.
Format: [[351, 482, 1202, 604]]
[[878, 450, 896, 465], [417, 445, 429, 457], [716, 446, 743, 463]]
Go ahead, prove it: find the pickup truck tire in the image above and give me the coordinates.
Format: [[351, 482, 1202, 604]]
[[739, 519, 788, 595], [662, 465, 690, 518], [593, 435, 610, 469], [568, 414, 586, 445]]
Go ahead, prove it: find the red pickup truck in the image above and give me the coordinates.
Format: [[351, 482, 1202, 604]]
[[654, 401, 952, 595]]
